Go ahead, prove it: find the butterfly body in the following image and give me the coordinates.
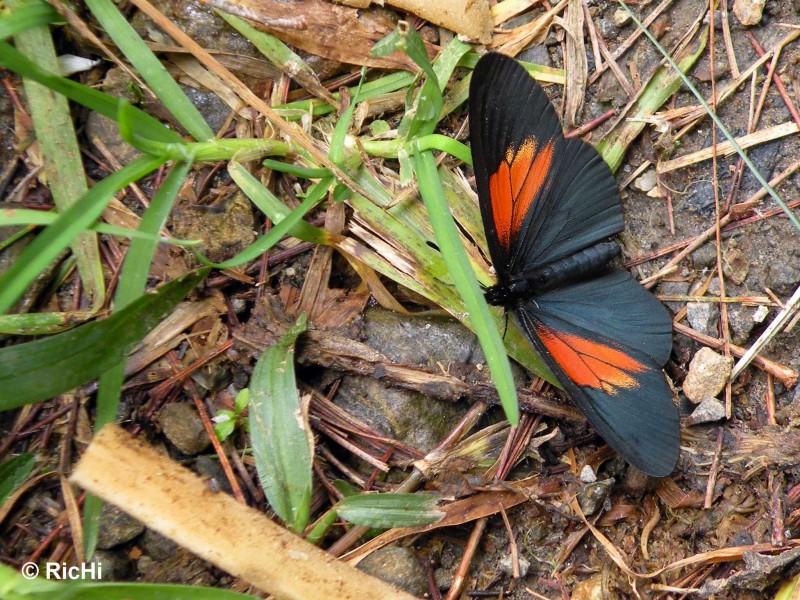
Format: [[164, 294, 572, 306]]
[[470, 52, 680, 477]]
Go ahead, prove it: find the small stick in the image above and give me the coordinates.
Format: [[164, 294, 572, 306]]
[[731, 283, 800, 381], [445, 517, 488, 600], [765, 374, 777, 426], [704, 428, 724, 509], [745, 31, 800, 130], [565, 109, 615, 138], [770, 470, 786, 547]]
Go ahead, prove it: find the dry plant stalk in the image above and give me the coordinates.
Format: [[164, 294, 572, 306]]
[[70, 425, 419, 600]]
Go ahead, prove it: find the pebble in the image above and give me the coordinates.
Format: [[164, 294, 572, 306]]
[[97, 504, 145, 549], [579, 464, 597, 483], [158, 402, 211, 456], [687, 397, 726, 425], [722, 247, 749, 285], [499, 555, 531, 578], [733, 0, 766, 26], [683, 348, 734, 404], [573, 572, 620, 600], [141, 529, 179, 562], [633, 170, 657, 193], [612, 8, 631, 26], [765, 260, 800, 296], [577, 478, 614, 516], [687, 301, 720, 337], [356, 546, 427, 597]]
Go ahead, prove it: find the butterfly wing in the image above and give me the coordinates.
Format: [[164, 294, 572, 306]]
[[469, 52, 623, 277], [515, 270, 680, 476]]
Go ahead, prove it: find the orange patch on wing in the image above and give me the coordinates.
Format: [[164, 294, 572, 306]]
[[536, 325, 647, 394], [488, 137, 554, 250]]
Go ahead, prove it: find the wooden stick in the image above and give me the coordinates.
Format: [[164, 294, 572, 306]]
[[70, 425, 418, 600]]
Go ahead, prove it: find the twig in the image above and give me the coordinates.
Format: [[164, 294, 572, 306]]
[[445, 517, 488, 600], [731, 283, 800, 381], [704, 428, 723, 509]]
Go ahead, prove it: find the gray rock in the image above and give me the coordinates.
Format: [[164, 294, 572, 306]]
[[691, 243, 718, 270], [97, 504, 145, 549], [577, 478, 614, 516], [92, 549, 132, 580], [660, 280, 690, 313], [728, 304, 761, 346], [518, 45, 552, 68], [687, 302, 719, 337], [85, 68, 142, 166], [683, 348, 733, 404], [356, 546, 427, 597], [158, 402, 211, 455], [499, 554, 531, 578], [687, 398, 726, 425], [141, 529, 179, 562], [685, 181, 716, 215], [194, 454, 232, 494], [182, 86, 233, 135], [765, 260, 800, 296], [334, 308, 502, 452]]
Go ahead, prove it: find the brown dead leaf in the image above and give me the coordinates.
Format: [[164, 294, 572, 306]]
[[202, 0, 437, 70], [561, 0, 587, 127]]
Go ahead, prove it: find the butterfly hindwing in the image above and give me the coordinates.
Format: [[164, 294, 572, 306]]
[[469, 53, 624, 278], [515, 271, 679, 476]]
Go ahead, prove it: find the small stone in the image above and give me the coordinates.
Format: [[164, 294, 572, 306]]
[[685, 181, 716, 215], [97, 504, 145, 549], [660, 280, 690, 314], [765, 260, 800, 296], [517, 44, 552, 68], [723, 247, 749, 285], [92, 549, 132, 580], [573, 572, 620, 600], [158, 403, 211, 455], [577, 478, 614, 516], [612, 8, 631, 26], [687, 398, 726, 425], [356, 546, 427, 597], [733, 0, 766, 26], [633, 169, 657, 193], [691, 243, 718, 270], [141, 529, 179, 562], [687, 302, 719, 337], [498, 555, 531, 578], [728, 305, 759, 345], [683, 348, 734, 404], [579, 464, 597, 483]]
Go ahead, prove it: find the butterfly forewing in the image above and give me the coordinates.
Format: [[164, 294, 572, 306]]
[[469, 53, 623, 278]]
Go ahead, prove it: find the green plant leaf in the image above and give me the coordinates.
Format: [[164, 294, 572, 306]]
[[248, 314, 313, 534], [0, 453, 36, 505], [335, 493, 443, 528], [0, 268, 209, 410]]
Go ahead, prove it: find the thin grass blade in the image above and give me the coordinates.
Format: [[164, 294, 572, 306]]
[[335, 493, 444, 529]]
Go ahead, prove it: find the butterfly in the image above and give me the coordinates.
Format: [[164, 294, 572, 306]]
[[469, 52, 680, 477]]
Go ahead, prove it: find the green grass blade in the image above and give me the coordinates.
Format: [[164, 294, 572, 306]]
[[0, 0, 61, 39], [414, 148, 519, 425], [0, 268, 209, 410], [0, 156, 164, 314], [0, 40, 181, 144], [83, 0, 214, 141], [335, 493, 444, 528], [248, 314, 313, 534], [617, 0, 800, 230], [0, 453, 36, 505], [11, 0, 105, 310], [0, 562, 256, 599]]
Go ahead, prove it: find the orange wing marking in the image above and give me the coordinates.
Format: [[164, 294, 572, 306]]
[[536, 325, 648, 395], [488, 137, 554, 250]]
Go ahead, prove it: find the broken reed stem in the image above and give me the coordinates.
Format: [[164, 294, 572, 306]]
[[70, 425, 419, 600]]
